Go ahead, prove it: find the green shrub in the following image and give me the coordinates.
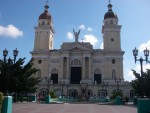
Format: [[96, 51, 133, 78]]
[[0, 92, 4, 113], [18, 97, 23, 102], [49, 90, 57, 98], [23, 97, 28, 101], [110, 91, 121, 99]]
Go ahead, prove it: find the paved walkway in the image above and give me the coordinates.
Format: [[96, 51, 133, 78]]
[[12, 102, 137, 113]]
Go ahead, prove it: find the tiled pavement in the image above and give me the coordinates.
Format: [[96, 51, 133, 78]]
[[12, 102, 137, 113]]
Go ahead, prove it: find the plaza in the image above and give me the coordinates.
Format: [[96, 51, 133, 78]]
[[12, 102, 137, 113]]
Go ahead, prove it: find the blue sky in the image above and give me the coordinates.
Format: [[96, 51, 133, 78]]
[[0, 0, 150, 82]]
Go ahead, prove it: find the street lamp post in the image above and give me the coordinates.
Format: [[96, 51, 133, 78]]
[[114, 77, 122, 93], [102, 80, 108, 90], [80, 83, 88, 98], [101, 80, 108, 97], [60, 81, 69, 96], [45, 76, 51, 94], [61, 83, 63, 96], [133, 47, 150, 76], [13, 48, 19, 63], [116, 79, 121, 91], [66, 84, 69, 96], [60, 81, 65, 96], [132, 47, 150, 97], [2, 48, 19, 96]]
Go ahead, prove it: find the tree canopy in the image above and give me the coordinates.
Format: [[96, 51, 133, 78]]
[[0, 58, 41, 95], [131, 69, 150, 98]]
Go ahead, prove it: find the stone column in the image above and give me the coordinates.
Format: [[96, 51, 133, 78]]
[[60, 57, 63, 79], [82, 57, 85, 80], [89, 57, 91, 79], [66, 57, 69, 79]]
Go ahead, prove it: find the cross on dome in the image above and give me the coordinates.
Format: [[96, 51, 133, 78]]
[[44, 1, 49, 11]]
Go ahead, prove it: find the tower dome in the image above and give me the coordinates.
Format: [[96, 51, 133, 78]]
[[104, 3, 118, 20], [39, 4, 51, 20]]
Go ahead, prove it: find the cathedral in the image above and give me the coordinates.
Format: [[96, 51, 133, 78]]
[[31, 2, 133, 99]]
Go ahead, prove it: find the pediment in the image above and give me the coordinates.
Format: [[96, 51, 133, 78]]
[[67, 43, 92, 51]]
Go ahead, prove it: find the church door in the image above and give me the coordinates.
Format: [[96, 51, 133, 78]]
[[70, 67, 81, 84], [51, 74, 58, 84], [94, 74, 102, 84]]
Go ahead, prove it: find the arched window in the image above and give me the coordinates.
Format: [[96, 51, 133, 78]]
[[94, 68, 101, 74], [70, 59, 82, 67], [38, 69, 41, 78], [98, 90, 107, 98], [130, 90, 135, 98], [47, 22, 50, 26], [38, 22, 40, 26], [41, 21, 45, 25], [51, 68, 58, 74], [115, 21, 118, 24], [110, 20, 113, 24], [112, 70, 116, 79]]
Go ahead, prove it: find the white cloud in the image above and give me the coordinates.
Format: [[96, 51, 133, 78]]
[[78, 25, 93, 32], [83, 34, 98, 46], [127, 64, 150, 80], [125, 64, 150, 82], [87, 27, 93, 32], [100, 42, 103, 49], [66, 32, 74, 40], [136, 64, 150, 73], [0, 24, 23, 38], [139, 40, 150, 52], [78, 24, 85, 30], [127, 69, 136, 80]]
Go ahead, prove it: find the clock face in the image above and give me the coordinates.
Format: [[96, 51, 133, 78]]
[[111, 38, 114, 42]]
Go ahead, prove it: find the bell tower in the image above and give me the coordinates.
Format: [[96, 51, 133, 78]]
[[34, 3, 55, 51], [102, 3, 121, 51]]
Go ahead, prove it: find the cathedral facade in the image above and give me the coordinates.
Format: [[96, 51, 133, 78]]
[[31, 3, 133, 99]]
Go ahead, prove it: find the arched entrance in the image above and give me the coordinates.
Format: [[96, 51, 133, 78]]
[[70, 59, 82, 84], [98, 90, 107, 98], [39, 88, 48, 99], [130, 90, 135, 98], [94, 68, 102, 84], [54, 89, 62, 97], [69, 89, 78, 99], [87, 89, 93, 98]]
